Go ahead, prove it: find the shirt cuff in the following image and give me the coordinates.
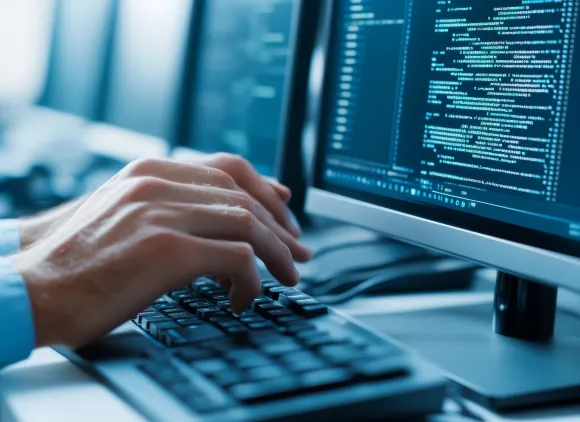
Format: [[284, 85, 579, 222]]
[[0, 258, 35, 368], [0, 219, 21, 256]]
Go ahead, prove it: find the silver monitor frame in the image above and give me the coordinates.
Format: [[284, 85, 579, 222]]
[[304, 0, 580, 293]]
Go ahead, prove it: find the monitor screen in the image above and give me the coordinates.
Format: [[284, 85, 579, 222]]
[[41, 0, 115, 119], [102, 0, 193, 140], [185, 0, 296, 177], [314, 0, 580, 258]]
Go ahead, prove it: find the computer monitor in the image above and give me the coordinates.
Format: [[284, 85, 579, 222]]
[[308, 0, 580, 333], [101, 0, 195, 141], [179, 0, 321, 220], [306, 0, 580, 408], [40, 0, 116, 119]]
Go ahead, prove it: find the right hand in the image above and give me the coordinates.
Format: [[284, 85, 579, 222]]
[[10, 158, 309, 349]]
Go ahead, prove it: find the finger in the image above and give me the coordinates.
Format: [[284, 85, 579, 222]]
[[130, 180, 312, 262], [207, 155, 302, 237], [121, 158, 237, 189], [264, 177, 292, 202], [165, 204, 299, 286], [219, 278, 232, 291], [177, 237, 262, 313]]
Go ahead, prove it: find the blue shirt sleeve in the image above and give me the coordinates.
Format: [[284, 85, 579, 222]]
[[0, 258, 35, 368], [0, 219, 22, 256]]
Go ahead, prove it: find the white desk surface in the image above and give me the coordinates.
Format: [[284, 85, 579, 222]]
[[2, 290, 580, 422]]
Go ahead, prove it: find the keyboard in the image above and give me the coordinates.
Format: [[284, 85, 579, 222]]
[[56, 278, 447, 422]]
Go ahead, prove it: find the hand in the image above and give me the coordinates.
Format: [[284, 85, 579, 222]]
[[10, 158, 310, 349], [20, 153, 303, 250]]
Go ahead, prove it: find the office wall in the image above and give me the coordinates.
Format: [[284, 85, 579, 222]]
[[0, 0, 54, 105]]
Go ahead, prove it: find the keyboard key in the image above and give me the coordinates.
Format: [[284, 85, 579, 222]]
[[196, 307, 225, 320], [213, 371, 246, 388], [160, 307, 184, 316], [140, 315, 172, 330], [165, 311, 190, 319], [266, 309, 293, 319], [139, 362, 187, 386], [282, 322, 317, 336], [318, 345, 369, 365], [164, 325, 225, 345], [169, 288, 191, 298], [295, 304, 328, 318], [275, 315, 306, 326], [225, 326, 248, 335], [240, 316, 267, 324], [252, 296, 274, 306], [298, 369, 353, 391], [151, 303, 174, 311], [186, 301, 214, 310], [229, 378, 301, 404], [266, 287, 299, 300], [261, 280, 279, 295], [175, 347, 214, 362], [285, 356, 328, 374], [191, 358, 231, 376], [352, 358, 409, 381], [247, 322, 276, 331], [259, 339, 302, 356], [246, 365, 288, 382], [136, 311, 159, 325], [176, 317, 203, 327], [149, 320, 181, 337], [301, 335, 345, 349]]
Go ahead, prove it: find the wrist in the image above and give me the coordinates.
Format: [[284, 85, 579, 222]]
[[10, 250, 74, 348]]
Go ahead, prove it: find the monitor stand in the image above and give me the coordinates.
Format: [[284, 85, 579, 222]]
[[357, 271, 580, 411]]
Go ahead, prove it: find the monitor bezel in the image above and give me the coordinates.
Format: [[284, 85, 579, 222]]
[[176, 0, 322, 220], [305, 0, 580, 291]]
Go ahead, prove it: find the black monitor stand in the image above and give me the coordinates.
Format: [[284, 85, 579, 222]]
[[357, 270, 580, 412]]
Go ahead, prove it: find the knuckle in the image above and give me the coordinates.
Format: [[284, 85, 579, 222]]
[[233, 191, 255, 212], [236, 209, 257, 237], [125, 158, 163, 177], [215, 153, 248, 173], [212, 168, 237, 189], [123, 176, 165, 202]]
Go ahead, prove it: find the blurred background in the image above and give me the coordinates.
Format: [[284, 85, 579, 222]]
[[0, 0, 302, 219]]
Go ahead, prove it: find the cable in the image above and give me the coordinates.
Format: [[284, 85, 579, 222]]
[[316, 258, 480, 305], [301, 254, 443, 295]]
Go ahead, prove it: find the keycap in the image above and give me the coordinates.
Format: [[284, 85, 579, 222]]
[[139, 362, 187, 386], [318, 345, 369, 365], [252, 296, 274, 306], [246, 365, 288, 382], [149, 320, 181, 337], [254, 303, 284, 317], [295, 303, 328, 318], [229, 378, 301, 404], [259, 339, 302, 355], [175, 347, 214, 362], [266, 287, 299, 300], [166, 311, 191, 320], [186, 300, 214, 310], [240, 316, 267, 324], [151, 303, 174, 311], [281, 322, 317, 336], [191, 358, 231, 376], [275, 315, 306, 326], [266, 309, 293, 319], [248, 322, 276, 331], [298, 368, 353, 391], [176, 317, 203, 327], [169, 288, 191, 298], [300, 334, 345, 349], [285, 356, 328, 374], [196, 307, 225, 320], [140, 315, 172, 330], [164, 325, 225, 345], [225, 326, 248, 335], [160, 307, 184, 316], [261, 280, 279, 295], [351, 358, 409, 380], [213, 370, 246, 388], [136, 311, 159, 325]]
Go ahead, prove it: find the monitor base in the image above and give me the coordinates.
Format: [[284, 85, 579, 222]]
[[359, 300, 580, 411]]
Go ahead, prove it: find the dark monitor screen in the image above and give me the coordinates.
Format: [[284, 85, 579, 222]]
[[314, 0, 580, 259], [41, 0, 115, 119], [184, 0, 296, 177], [102, 0, 194, 140]]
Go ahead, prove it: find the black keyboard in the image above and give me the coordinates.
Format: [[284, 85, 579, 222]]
[[57, 278, 447, 421]]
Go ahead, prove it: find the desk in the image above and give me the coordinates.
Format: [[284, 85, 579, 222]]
[[2, 291, 580, 422]]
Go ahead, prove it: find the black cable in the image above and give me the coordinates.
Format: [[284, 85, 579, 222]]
[[301, 254, 443, 295], [316, 258, 480, 305]]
